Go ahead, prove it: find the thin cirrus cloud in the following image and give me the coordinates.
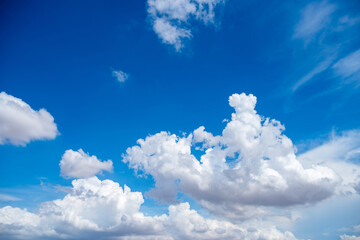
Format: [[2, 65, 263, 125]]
[[332, 48, 360, 80], [112, 70, 129, 83], [290, 1, 360, 95], [123, 93, 342, 220], [60, 149, 113, 179], [293, 0, 336, 40], [147, 0, 224, 51], [0, 177, 297, 240], [0, 92, 59, 146]]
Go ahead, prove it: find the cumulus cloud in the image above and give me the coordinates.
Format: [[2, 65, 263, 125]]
[[0, 177, 296, 240], [293, 1, 336, 40], [60, 149, 113, 178], [112, 70, 129, 82], [0, 92, 59, 146], [340, 234, 360, 240], [123, 93, 340, 219], [298, 130, 360, 195], [147, 0, 224, 51]]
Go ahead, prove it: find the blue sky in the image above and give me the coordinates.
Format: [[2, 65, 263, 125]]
[[0, 0, 360, 239]]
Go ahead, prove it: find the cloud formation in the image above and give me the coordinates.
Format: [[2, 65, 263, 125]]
[[0, 92, 59, 146], [60, 149, 113, 178], [112, 70, 129, 82], [147, 0, 223, 51], [333, 49, 360, 80], [293, 0, 336, 40], [123, 93, 340, 219], [0, 177, 296, 240], [298, 130, 360, 195]]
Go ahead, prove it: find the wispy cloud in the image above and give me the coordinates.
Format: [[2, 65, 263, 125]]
[[291, 55, 336, 92], [332, 49, 360, 79], [147, 0, 224, 51], [293, 1, 336, 40], [112, 70, 128, 82], [0, 193, 21, 202]]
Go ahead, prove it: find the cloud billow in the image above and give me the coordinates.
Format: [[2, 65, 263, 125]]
[[0, 177, 296, 240], [147, 0, 224, 51], [123, 93, 340, 219], [60, 149, 113, 178], [0, 92, 59, 146]]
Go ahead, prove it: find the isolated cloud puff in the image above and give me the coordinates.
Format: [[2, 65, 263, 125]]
[[123, 93, 340, 219], [0, 92, 59, 146], [60, 149, 113, 178], [147, 0, 224, 51], [112, 70, 129, 82], [0, 177, 296, 240]]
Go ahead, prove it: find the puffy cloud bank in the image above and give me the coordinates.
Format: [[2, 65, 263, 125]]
[[60, 149, 113, 178], [147, 0, 224, 51], [123, 93, 341, 219], [0, 92, 58, 146], [0, 177, 296, 240]]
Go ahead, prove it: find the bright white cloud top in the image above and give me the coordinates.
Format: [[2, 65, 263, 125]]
[[148, 0, 223, 51], [60, 149, 113, 178], [0, 92, 58, 146]]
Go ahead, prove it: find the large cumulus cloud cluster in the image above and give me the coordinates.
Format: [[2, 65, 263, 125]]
[[1, 92, 359, 239], [0, 177, 296, 240], [123, 93, 341, 219]]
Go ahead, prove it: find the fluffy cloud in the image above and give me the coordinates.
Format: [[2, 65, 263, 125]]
[[293, 0, 336, 40], [60, 149, 113, 178], [0, 177, 296, 240], [123, 93, 340, 219], [112, 70, 129, 82], [298, 130, 360, 195], [340, 234, 360, 240], [147, 0, 223, 51], [0, 92, 59, 146]]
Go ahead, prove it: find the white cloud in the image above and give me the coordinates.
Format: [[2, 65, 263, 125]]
[[291, 55, 336, 92], [0, 177, 296, 240], [340, 234, 360, 240], [147, 0, 223, 51], [0, 92, 59, 146], [293, 1, 336, 40], [123, 93, 340, 219], [0, 194, 20, 202], [332, 49, 360, 79], [60, 149, 113, 178], [298, 130, 360, 195], [112, 70, 129, 82]]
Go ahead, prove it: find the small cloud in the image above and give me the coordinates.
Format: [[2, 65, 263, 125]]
[[0, 193, 21, 202], [0, 92, 59, 146], [147, 0, 224, 51], [112, 70, 129, 83], [60, 149, 113, 179]]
